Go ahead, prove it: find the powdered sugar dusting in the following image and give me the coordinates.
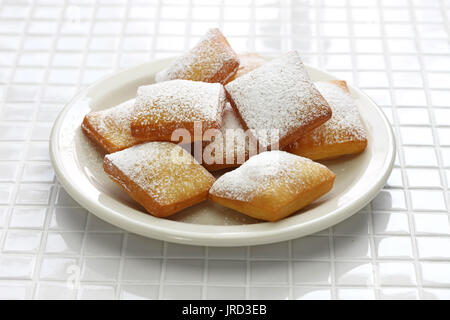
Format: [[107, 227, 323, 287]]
[[133, 79, 226, 127], [290, 81, 367, 148], [227, 53, 266, 82], [204, 103, 249, 165], [155, 28, 239, 84], [95, 99, 134, 133], [225, 51, 331, 149], [209, 150, 331, 202], [221, 103, 248, 158], [86, 99, 140, 149], [105, 142, 214, 205]]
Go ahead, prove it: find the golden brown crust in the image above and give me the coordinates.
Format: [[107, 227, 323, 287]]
[[81, 100, 142, 154], [201, 104, 256, 172], [130, 80, 227, 142], [224, 51, 333, 151], [130, 119, 222, 142], [225, 53, 266, 84], [277, 108, 332, 149], [81, 115, 134, 154], [81, 115, 113, 153], [103, 143, 216, 218], [208, 151, 336, 221], [155, 28, 240, 84], [284, 80, 368, 160], [226, 92, 332, 150], [104, 158, 211, 217], [209, 53, 240, 84], [285, 139, 368, 161], [329, 80, 350, 93], [209, 176, 335, 222]]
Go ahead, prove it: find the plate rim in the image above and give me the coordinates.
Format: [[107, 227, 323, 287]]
[[49, 58, 396, 247]]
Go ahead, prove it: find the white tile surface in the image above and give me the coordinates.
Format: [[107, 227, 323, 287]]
[[0, 0, 449, 300]]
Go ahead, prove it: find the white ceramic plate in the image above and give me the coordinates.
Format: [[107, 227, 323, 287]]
[[50, 58, 395, 247]]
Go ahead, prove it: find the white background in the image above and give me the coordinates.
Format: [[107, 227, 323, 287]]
[[0, 0, 449, 299]]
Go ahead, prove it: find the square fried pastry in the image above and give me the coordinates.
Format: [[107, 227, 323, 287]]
[[209, 150, 335, 221], [202, 102, 256, 171], [81, 99, 140, 153], [225, 51, 332, 150], [155, 28, 240, 84], [131, 80, 226, 142], [225, 53, 266, 84], [104, 142, 215, 217], [284, 80, 368, 160]]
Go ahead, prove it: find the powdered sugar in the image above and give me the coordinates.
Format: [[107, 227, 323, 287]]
[[203, 103, 251, 167], [209, 150, 331, 202], [105, 142, 214, 205], [290, 81, 367, 148], [225, 51, 331, 149], [227, 53, 266, 82], [132, 79, 226, 128], [94, 99, 135, 134], [221, 103, 248, 158], [84, 99, 140, 151], [155, 28, 239, 84]]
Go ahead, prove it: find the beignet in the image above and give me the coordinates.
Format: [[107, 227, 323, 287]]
[[202, 103, 256, 171], [225, 51, 332, 150], [225, 53, 266, 83], [209, 150, 336, 221], [131, 80, 226, 142], [81, 99, 140, 153], [104, 142, 215, 217], [155, 28, 240, 84], [284, 80, 368, 160]]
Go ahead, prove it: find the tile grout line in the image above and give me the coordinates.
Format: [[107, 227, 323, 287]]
[[437, 0, 450, 232], [386, 0, 425, 299], [0, 0, 63, 298], [315, 0, 324, 68], [316, 0, 338, 301], [249, 0, 256, 52], [153, 0, 164, 300], [0, 0, 52, 297], [283, 0, 292, 291], [157, 241, 167, 300], [112, 0, 132, 300], [0, 0, 37, 259], [348, 3, 380, 300], [29, 0, 70, 298], [245, 245, 250, 299], [328, 227, 337, 299], [10, 278, 450, 289], [201, 246, 208, 300], [69, 0, 101, 300], [149, 0, 162, 60], [408, 0, 450, 234], [287, 239, 294, 300]]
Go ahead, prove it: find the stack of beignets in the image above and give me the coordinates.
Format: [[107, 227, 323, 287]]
[[81, 28, 368, 221]]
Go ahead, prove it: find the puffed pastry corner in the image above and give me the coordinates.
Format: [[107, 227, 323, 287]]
[[81, 99, 141, 154], [284, 80, 368, 160], [104, 142, 215, 217], [209, 150, 335, 222], [155, 28, 240, 84]]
